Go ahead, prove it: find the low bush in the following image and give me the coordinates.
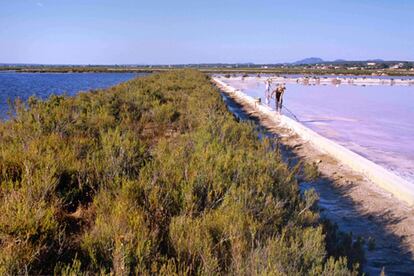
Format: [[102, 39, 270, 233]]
[[0, 70, 362, 274]]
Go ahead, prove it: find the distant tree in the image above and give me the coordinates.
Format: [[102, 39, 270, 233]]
[[377, 63, 389, 69], [401, 62, 413, 69]]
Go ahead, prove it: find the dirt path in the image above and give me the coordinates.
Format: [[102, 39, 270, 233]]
[[215, 80, 414, 275]]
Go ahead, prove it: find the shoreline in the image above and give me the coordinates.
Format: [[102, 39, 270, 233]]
[[213, 77, 414, 205], [213, 77, 414, 273], [1, 67, 414, 77]]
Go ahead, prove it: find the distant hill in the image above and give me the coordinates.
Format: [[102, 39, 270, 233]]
[[333, 59, 347, 63], [293, 57, 324, 65], [292, 58, 390, 66], [367, 59, 385, 62], [329, 59, 386, 65]]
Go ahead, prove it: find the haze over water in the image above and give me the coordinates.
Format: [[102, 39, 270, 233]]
[[222, 76, 414, 185]]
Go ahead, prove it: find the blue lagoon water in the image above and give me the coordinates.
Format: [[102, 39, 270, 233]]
[[0, 72, 147, 118]]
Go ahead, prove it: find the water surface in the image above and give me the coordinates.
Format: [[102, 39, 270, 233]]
[[221, 90, 414, 275], [0, 72, 147, 119], [221, 76, 414, 185]]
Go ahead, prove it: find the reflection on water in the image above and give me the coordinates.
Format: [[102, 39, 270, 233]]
[[221, 76, 414, 185]]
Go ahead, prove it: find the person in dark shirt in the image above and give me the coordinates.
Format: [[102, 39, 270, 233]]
[[273, 84, 286, 113]]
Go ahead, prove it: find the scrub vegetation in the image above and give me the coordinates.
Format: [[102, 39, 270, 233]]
[[0, 70, 363, 274]]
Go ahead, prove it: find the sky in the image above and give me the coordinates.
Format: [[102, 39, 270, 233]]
[[0, 0, 413, 65]]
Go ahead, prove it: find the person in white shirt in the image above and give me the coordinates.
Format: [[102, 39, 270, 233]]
[[264, 78, 272, 105]]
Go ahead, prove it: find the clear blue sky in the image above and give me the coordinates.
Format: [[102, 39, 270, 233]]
[[1, 0, 413, 64]]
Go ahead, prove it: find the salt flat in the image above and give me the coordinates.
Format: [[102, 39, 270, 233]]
[[218, 76, 414, 187], [214, 76, 414, 273]]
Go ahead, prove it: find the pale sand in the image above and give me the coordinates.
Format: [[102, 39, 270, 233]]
[[213, 78, 414, 272]]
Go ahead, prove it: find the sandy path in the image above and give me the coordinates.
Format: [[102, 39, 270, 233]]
[[214, 79, 414, 275]]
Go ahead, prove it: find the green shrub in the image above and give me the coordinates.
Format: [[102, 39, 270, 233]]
[[0, 70, 363, 274]]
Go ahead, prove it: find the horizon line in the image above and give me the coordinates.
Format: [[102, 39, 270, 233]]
[[1, 59, 414, 67]]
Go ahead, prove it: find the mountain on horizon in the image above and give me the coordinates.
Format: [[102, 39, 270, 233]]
[[293, 57, 324, 65]]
